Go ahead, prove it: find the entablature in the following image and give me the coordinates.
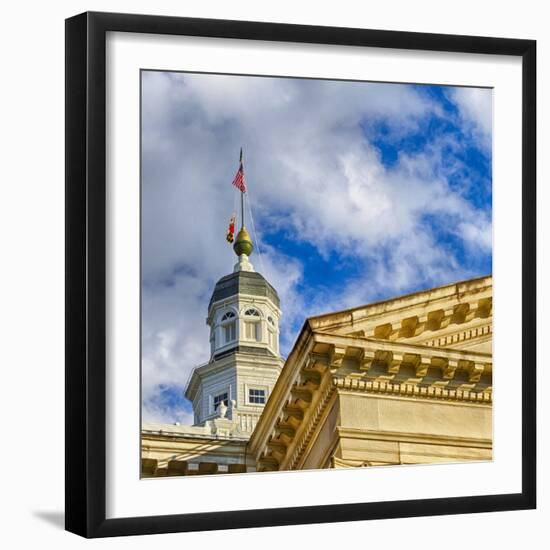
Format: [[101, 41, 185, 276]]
[[249, 329, 493, 474], [310, 276, 492, 349]]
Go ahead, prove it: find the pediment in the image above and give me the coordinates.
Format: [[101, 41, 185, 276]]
[[309, 276, 492, 353]]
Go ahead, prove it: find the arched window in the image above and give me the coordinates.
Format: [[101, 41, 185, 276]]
[[267, 316, 275, 327], [220, 310, 236, 344], [243, 308, 261, 341]]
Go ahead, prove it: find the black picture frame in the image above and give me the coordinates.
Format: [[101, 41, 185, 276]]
[[65, 11, 536, 538]]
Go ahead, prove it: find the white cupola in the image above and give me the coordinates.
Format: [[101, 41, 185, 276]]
[[185, 226, 284, 435], [207, 267, 281, 359]]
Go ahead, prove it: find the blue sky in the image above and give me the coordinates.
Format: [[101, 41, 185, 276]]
[[141, 71, 492, 425]]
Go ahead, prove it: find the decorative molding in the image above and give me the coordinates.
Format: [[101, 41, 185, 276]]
[[420, 323, 492, 348], [368, 302, 492, 343], [287, 382, 336, 470], [333, 376, 492, 404], [309, 277, 492, 339], [255, 331, 493, 471]]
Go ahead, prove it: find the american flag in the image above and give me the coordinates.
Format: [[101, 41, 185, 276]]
[[231, 162, 246, 193]]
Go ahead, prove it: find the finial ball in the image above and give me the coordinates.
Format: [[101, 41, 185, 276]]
[[233, 227, 254, 257]]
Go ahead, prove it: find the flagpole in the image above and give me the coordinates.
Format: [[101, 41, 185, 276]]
[[240, 147, 245, 229], [241, 188, 244, 229]]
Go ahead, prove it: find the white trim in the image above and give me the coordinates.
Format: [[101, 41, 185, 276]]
[[211, 389, 231, 415], [245, 383, 270, 406], [242, 306, 263, 317], [209, 292, 283, 317]]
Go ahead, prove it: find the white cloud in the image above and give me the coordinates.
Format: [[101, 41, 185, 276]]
[[448, 87, 493, 151], [142, 397, 194, 426], [141, 71, 492, 422]]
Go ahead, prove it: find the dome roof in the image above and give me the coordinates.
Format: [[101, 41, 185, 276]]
[[208, 270, 280, 310]]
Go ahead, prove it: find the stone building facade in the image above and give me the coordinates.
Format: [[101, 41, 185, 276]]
[[249, 275, 492, 471]]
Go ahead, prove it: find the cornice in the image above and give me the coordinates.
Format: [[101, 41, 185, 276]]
[[252, 330, 493, 472], [415, 321, 492, 348], [286, 381, 337, 470], [247, 323, 316, 457], [141, 429, 249, 443], [333, 376, 492, 404], [312, 332, 492, 370], [312, 278, 492, 346]]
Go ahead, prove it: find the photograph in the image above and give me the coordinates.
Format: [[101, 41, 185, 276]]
[[140, 70, 494, 477], [0, 1, 541, 545]]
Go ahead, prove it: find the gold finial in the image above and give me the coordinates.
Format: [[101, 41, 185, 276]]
[[233, 227, 254, 257]]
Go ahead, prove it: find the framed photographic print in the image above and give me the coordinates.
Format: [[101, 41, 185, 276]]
[[65, 11, 536, 538]]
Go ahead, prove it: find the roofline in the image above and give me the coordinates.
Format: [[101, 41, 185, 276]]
[[308, 274, 492, 325], [208, 270, 280, 309], [142, 424, 250, 442]]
